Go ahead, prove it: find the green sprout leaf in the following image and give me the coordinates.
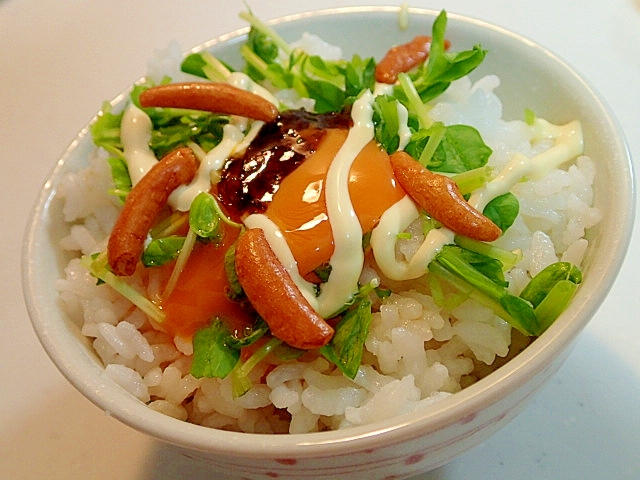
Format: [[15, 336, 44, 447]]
[[406, 124, 492, 173], [230, 337, 282, 398], [451, 166, 491, 196], [226, 318, 269, 349], [142, 236, 186, 267], [189, 191, 222, 241], [454, 235, 522, 271], [106, 156, 132, 201], [533, 279, 578, 332], [91, 101, 124, 157], [409, 10, 487, 104], [181, 51, 234, 81], [345, 54, 376, 100], [499, 294, 537, 335], [373, 94, 402, 153], [223, 242, 244, 301], [483, 192, 519, 233], [81, 252, 165, 324], [320, 297, 373, 379], [191, 319, 241, 379], [520, 262, 582, 307]]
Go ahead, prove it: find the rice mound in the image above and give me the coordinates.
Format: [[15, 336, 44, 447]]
[[55, 75, 600, 433]]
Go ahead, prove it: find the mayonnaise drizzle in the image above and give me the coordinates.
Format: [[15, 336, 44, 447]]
[[370, 197, 454, 280], [469, 119, 583, 211], [227, 71, 280, 107], [370, 119, 583, 282], [396, 100, 412, 151], [169, 123, 245, 211], [120, 104, 158, 185], [316, 90, 375, 315]]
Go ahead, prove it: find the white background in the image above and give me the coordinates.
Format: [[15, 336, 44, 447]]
[[2, 1, 639, 479]]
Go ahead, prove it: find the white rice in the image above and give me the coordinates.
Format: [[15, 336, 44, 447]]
[[54, 71, 600, 433]]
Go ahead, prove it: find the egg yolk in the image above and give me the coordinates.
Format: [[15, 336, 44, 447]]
[[159, 224, 254, 339], [264, 128, 406, 278]]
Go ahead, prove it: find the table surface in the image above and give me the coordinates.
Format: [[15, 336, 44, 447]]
[[2, 1, 639, 479]]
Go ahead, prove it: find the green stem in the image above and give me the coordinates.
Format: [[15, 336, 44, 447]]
[[230, 337, 282, 398], [454, 235, 522, 271], [428, 261, 511, 320], [81, 253, 165, 324], [419, 122, 445, 166], [239, 10, 292, 56], [162, 228, 197, 299], [397, 72, 433, 129], [451, 166, 490, 195]]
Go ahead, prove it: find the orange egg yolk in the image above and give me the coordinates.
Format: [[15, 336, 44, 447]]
[[264, 128, 407, 278], [158, 224, 254, 339]]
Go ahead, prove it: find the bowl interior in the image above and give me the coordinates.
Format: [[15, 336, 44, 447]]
[[23, 6, 634, 457]]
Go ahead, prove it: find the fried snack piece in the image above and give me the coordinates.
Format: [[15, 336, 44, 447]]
[[107, 147, 198, 276], [139, 82, 279, 122], [235, 228, 334, 350], [390, 151, 501, 241]]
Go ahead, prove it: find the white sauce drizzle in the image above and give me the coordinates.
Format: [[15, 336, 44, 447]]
[[227, 71, 280, 107], [373, 82, 394, 96], [233, 119, 265, 156], [469, 119, 583, 211], [316, 90, 375, 316], [169, 123, 244, 211], [396, 101, 412, 151], [120, 104, 158, 185], [370, 197, 454, 280]]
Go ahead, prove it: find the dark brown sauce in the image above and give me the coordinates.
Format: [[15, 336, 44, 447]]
[[216, 109, 351, 219]]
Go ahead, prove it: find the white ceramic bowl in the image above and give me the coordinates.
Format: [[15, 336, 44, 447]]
[[23, 7, 634, 480]]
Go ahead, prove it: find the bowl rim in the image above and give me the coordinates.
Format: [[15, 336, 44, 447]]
[[22, 5, 635, 458]]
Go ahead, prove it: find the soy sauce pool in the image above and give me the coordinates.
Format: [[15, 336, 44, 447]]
[[216, 109, 351, 219]]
